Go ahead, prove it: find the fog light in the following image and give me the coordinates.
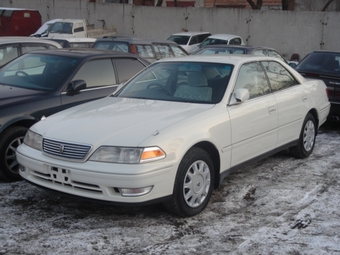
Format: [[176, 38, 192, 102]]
[[118, 186, 153, 197], [19, 165, 25, 172]]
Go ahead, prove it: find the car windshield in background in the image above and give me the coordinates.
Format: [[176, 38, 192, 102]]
[[166, 35, 190, 45], [115, 61, 233, 103], [93, 41, 130, 52], [201, 38, 228, 47], [296, 52, 340, 75], [195, 47, 247, 55], [0, 54, 78, 91]]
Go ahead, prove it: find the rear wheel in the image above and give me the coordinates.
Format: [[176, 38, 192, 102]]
[[163, 147, 214, 217], [290, 113, 316, 159], [0, 126, 28, 181]]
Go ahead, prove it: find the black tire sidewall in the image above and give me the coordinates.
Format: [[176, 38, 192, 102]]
[[0, 126, 28, 181]]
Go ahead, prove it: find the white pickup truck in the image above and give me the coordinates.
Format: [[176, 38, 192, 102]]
[[46, 19, 116, 38]]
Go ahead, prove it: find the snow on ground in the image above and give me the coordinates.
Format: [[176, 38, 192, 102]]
[[0, 123, 340, 255]]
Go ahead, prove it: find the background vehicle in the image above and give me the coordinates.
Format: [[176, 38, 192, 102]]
[[166, 31, 211, 53], [295, 51, 340, 121], [0, 37, 61, 67], [48, 19, 116, 38], [0, 49, 149, 181], [30, 18, 63, 37], [93, 37, 188, 62], [0, 8, 41, 36], [191, 34, 245, 54], [46, 37, 96, 48], [192, 45, 296, 67], [17, 55, 330, 217]]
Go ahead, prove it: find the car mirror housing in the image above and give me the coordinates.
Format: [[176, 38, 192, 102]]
[[229, 88, 249, 105], [67, 80, 86, 93]]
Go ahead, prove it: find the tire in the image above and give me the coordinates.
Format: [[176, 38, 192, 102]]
[[163, 147, 214, 217], [290, 113, 316, 159], [0, 126, 28, 181]]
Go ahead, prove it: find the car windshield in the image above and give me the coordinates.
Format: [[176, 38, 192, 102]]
[[93, 41, 129, 52], [195, 47, 246, 55], [114, 61, 233, 104], [201, 38, 229, 47], [167, 35, 190, 45], [296, 52, 340, 75], [0, 53, 78, 91]]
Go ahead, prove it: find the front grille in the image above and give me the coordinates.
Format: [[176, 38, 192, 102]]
[[43, 138, 92, 160]]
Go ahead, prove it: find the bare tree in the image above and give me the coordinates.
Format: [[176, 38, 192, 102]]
[[322, 0, 334, 11], [246, 0, 263, 9]]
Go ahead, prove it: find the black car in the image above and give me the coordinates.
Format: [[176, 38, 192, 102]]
[[295, 51, 339, 121], [0, 48, 149, 181]]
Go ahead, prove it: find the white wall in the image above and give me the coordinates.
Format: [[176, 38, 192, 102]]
[[1, 0, 339, 59]]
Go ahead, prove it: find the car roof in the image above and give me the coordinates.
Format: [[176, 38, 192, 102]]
[[0, 37, 62, 48], [47, 37, 97, 43], [206, 34, 242, 40], [169, 31, 211, 36], [155, 54, 283, 65], [198, 45, 276, 51], [24, 48, 149, 60]]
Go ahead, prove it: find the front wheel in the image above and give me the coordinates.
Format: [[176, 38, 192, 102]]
[[0, 126, 28, 181], [163, 147, 214, 217], [290, 113, 316, 159]]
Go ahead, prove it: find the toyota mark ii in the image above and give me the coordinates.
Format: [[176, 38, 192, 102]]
[[17, 55, 330, 217]]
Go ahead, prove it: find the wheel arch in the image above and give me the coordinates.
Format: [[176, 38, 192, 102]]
[[307, 108, 319, 131], [0, 118, 37, 137], [191, 141, 221, 189]]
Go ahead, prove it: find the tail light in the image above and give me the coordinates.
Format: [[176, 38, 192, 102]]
[[130, 45, 137, 54]]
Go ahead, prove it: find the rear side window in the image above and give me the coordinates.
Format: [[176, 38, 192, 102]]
[[73, 59, 116, 88], [114, 58, 146, 83]]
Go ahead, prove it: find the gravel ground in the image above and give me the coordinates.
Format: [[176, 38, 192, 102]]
[[1, 122, 340, 255]]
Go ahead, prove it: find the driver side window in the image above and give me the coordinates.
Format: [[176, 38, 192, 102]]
[[234, 62, 270, 99]]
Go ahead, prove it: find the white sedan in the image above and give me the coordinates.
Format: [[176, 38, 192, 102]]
[[17, 55, 330, 217]]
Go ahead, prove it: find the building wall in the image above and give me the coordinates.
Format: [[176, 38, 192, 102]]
[[1, 0, 339, 59]]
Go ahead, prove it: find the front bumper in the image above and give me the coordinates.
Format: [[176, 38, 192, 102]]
[[17, 144, 177, 204]]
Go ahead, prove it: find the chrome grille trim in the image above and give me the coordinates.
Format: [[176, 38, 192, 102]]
[[43, 138, 92, 160]]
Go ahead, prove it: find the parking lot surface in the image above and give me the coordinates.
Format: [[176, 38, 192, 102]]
[[1, 123, 339, 255]]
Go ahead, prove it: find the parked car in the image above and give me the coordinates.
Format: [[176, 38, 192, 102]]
[[166, 31, 211, 54], [0, 37, 62, 67], [93, 36, 188, 62], [46, 37, 96, 48], [0, 48, 150, 181], [191, 34, 245, 54], [17, 55, 330, 217], [192, 45, 296, 67], [295, 51, 340, 121]]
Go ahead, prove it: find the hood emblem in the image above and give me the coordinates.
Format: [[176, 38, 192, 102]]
[[59, 144, 65, 153]]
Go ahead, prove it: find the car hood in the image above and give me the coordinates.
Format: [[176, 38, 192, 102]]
[[0, 85, 46, 107], [35, 97, 214, 147]]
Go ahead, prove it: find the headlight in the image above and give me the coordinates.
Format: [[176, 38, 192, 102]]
[[89, 146, 166, 164], [23, 130, 42, 151]]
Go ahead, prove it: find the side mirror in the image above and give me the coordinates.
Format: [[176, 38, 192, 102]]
[[229, 88, 249, 105], [66, 80, 86, 93]]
